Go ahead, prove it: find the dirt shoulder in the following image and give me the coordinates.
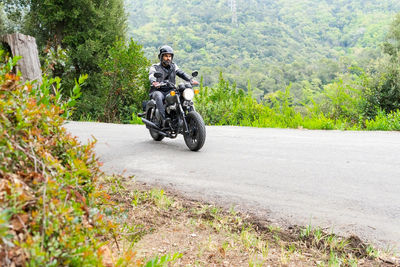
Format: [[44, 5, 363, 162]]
[[100, 175, 399, 266]]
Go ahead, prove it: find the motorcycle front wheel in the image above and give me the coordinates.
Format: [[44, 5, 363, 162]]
[[147, 108, 164, 141], [183, 111, 206, 151]]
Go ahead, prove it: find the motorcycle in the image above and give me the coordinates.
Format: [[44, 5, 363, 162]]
[[138, 71, 206, 151]]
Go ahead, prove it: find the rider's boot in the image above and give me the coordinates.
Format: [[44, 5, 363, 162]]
[[162, 117, 171, 128]]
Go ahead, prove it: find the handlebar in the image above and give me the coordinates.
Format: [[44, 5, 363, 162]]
[[155, 80, 198, 89], [155, 81, 176, 89]]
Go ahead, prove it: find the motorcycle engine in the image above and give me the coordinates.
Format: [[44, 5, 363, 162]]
[[166, 103, 177, 114]]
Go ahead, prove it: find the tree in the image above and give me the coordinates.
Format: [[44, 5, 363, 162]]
[[383, 12, 400, 58], [97, 39, 149, 123], [367, 12, 400, 114], [0, 0, 28, 34], [2, 0, 132, 121], [22, 0, 126, 76]]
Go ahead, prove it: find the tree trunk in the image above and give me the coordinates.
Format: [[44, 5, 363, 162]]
[[1, 33, 42, 82]]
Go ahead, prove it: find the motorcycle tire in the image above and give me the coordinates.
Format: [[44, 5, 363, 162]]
[[147, 108, 164, 141], [183, 111, 206, 151]]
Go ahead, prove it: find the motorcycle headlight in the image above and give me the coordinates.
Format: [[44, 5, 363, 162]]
[[183, 89, 194, 100]]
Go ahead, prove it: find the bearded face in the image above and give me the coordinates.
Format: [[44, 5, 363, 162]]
[[161, 53, 173, 67]]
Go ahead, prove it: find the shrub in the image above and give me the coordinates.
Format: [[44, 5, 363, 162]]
[[195, 75, 347, 130], [365, 109, 400, 130], [74, 39, 150, 123], [0, 52, 115, 265]]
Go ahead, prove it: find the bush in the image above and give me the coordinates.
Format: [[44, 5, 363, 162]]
[[195, 72, 400, 131], [73, 39, 150, 123], [195, 74, 349, 130], [365, 109, 400, 130], [195, 74, 262, 126], [0, 52, 117, 265]]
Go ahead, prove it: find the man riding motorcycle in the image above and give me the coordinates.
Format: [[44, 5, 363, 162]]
[[148, 45, 199, 127]]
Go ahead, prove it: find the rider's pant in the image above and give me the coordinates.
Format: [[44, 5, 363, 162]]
[[150, 91, 168, 119]]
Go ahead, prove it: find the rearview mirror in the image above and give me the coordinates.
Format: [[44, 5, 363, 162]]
[[191, 71, 198, 77]]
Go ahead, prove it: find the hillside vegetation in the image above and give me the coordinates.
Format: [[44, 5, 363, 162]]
[[1, 0, 400, 128], [126, 0, 400, 99]]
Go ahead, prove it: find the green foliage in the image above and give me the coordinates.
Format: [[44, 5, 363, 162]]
[[383, 12, 400, 58], [367, 62, 400, 115], [91, 39, 150, 123], [144, 252, 183, 267], [2, 0, 134, 122], [41, 45, 72, 78], [196, 74, 262, 126], [22, 0, 126, 71], [195, 74, 341, 129], [3, 1, 400, 128], [31, 74, 86, 119], [130, 113, 144, 125], [319, 78, 364, 123], [0, 209, 13, 248], [0, 0, 28, 34], [365, 109, 400, 130], [1, 53, 183, 265], [127, 0, 400, 98], [0, 52, 135, 265], [358, 13, 400, 116], [195, 72, 400, 131]]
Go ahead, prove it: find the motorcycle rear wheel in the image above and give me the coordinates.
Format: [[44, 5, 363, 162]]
[[147, 108, 164, 141], [183, 111, 206, 151]]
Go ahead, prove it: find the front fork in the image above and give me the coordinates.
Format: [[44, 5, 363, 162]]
[[177, 98, 191, 135]]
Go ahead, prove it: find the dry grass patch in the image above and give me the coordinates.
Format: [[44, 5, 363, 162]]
[[99, 175, 399, 266]]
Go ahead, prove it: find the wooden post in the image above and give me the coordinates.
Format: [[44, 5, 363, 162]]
[[1, 33, 42, 82]]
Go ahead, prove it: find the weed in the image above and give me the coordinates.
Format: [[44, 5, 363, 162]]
[[366, 244, 379, 259], [280, 246, 291, 264], [130, 113, 144, 125], [240, 228, 258, 250], [267, 225, 281, 233], [287, 243, 297, 254], [248, 253, 264, 267], [149, 189, 173, 210], [324, 234, 350, 253], [261, 242, 269, 259], [300, 224, 313, 239], [327, 251, 343, 266], [79, 113, 95, 122], [222, 240, 230, 252], [0, 209, 14, 248], [228, 205, 238, 217], [144, 252, 183, 267]]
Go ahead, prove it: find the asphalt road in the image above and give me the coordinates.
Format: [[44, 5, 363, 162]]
[[65, 121, 400, 250]]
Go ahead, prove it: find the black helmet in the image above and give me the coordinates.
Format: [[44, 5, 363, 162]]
[[158, 45, 174, 60]]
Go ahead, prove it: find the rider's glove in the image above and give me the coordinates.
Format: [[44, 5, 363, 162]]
[[190, 79, 199, 85]]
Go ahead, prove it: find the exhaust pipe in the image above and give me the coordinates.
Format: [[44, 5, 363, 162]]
[[141, 118, 168, 136]]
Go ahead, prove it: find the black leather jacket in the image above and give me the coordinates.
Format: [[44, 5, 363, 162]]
[[148, 62, 191, 93]]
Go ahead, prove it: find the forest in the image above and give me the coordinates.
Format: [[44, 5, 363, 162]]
[[126, 0, 400, 100]]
